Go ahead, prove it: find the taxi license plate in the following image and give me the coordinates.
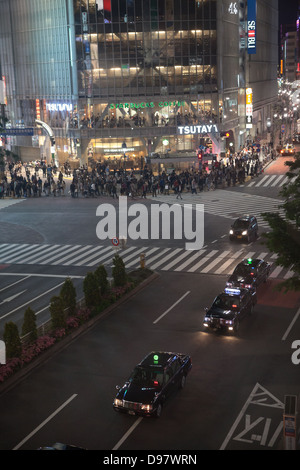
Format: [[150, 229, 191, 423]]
[[128, 410, 135, 415], [237, 235, 242, 238]]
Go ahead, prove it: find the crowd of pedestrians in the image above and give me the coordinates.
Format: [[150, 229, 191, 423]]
[[0, 145, 274, 200]]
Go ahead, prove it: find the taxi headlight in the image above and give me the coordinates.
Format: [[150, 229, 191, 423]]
[[141, 404, 153, 412], [242, 230, 248, 235], [229, 229, 233, 235], [114, 398, 123, 407]]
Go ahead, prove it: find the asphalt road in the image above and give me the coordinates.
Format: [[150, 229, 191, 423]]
[[0, 155, 299, 452]]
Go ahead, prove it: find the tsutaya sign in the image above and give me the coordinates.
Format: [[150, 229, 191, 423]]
[[46, 103, 73, 112], [177, 124, 219, 135]]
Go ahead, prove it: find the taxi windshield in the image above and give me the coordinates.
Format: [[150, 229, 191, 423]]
[[233, 219, 249, 229], [129, 366, 164, 387], [214, 294, 240, 310], [233, 264, 255, 277]]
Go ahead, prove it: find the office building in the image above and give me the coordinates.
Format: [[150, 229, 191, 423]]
[[0, 0, 278, 170]]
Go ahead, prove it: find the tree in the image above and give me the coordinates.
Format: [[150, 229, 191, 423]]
[[22, 306, 37, 342], [3, 322, 22, 359], [112, 253, 127, 287], [49, 295, 66, 329], [83, 272, 101, 308], [261, 155, 300, 292], [60, 277, 77, 315], [94, 264, 109, 295]]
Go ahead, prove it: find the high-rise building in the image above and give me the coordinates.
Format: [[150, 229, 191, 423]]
[[0, 0, 278, 169]]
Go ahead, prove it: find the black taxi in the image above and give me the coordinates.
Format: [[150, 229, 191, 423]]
[[113, 351, 192, 418], [226, 258, 271, 291], [229, 215, 258, 242], [203, 287, 256, 334]]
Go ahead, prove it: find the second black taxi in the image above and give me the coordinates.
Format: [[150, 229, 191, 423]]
[[226, 258, 271, 291], [113, 351, 192, 418], [203, 287, 256, 334]]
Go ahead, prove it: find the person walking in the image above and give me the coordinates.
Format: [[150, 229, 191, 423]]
[[176, 180, 182, 199]]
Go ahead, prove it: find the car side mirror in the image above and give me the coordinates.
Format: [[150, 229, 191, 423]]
[[204, 307, 208, 312], [116, 385, 120, 390]]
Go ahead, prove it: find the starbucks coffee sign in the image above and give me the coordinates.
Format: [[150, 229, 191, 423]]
[[177, 124, 219, 135], [110, 100, 185, 109]]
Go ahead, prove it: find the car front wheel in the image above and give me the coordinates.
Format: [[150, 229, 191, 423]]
[[179, 374, 186, 389], [155, 403, 162, 418]]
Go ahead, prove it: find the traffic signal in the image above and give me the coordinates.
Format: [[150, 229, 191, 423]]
[[197, 149, 203, 160], [221, 131, 230, 138]]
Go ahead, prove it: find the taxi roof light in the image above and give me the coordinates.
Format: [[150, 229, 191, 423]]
[[224, 287, 241, 295]]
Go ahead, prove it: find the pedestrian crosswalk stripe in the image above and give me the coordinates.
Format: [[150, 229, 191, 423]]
[[161, 248, 196, 270], [255, 175, 269, 187], [0, 198, 26, 210], [149, 247, 182, 270], [200, 250, 231, 273], [245, 174, 296, 188], [63, 245, 100, 266], [151, 190, 284, 228], [0, 243, 295, 280], [52, 245, 94, 265], [174, 249, 207, 271], [214, 249, 244, 274], [188, 250, 218, 272]]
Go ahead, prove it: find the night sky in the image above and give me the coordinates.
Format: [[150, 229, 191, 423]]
[[278, 0, 299, 25]]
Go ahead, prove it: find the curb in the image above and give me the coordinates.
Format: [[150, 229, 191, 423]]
[[0, 270, 159, 396]]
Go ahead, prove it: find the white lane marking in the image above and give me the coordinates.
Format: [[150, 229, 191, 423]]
[[0, 282, 65, 321], [282, 306, 300, 341], [13, 394, 78, 450], [0, 275, 30, 292], [112, 417, 143, 451], [153, 291, 191, 324]]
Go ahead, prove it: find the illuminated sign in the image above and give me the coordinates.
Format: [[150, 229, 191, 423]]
[[177, 124, 219, 135], [228, 2, 238, 14], [246, 88, 253, 128], [247, 0, 256, 54], [36, 99, 41, 120], [46, 103, 73, 112], [109, 101, 185, 110]]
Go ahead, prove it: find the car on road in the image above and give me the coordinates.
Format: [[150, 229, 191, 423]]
[[229, 215, 258, 242], [226, 258, 271, 292], [113, 351, 192, 418], [293, 134, 300, 144], [280, 144, 295, 156], [38, 442, 86, 450], [203, 287, 256, 334]]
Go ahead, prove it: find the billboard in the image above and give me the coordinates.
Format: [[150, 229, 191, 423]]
[[247, 0, 256, 54]]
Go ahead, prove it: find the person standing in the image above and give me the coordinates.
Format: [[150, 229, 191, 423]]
[[176, 180, 182, 199]]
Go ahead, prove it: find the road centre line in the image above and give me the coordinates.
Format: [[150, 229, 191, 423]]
[[153, 291, 191, 324], [13, 394, 78, 450], [0, 282, 66, 321], [112, 417, 143, 451], [282, 306, 300, 341]]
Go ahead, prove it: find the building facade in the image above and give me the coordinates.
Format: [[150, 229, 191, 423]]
[[0, 0, 278, 170]]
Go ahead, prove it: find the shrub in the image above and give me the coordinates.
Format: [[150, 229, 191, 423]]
[[3, 322, 22, 359], [21, 306, 37, 342], [94, 264, 109, 295], [83, 272, 101, 308], [49, 295, 66, 330], [60, 277, 76, 315], [112, 253, 127, 287]]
